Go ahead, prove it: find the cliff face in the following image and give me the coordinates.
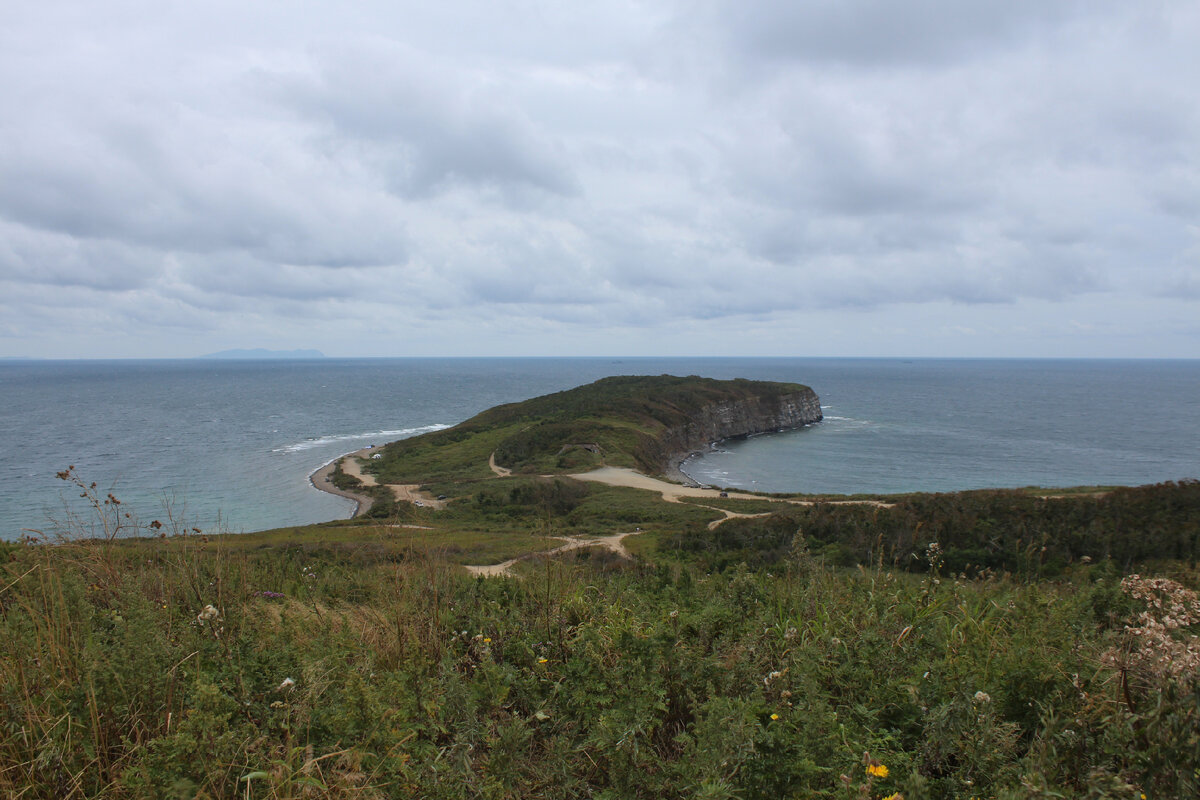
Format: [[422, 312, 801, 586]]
[[642, 388, 822, 474]]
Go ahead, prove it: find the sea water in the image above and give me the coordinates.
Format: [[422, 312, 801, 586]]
[[680, 359, 1200, 495], [1, 358, 1197, 538]]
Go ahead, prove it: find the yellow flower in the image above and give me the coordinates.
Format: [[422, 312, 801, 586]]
[[538, 658, 548, 664], [770, 713, 779, 720], [483, 638, 491, 643], [881, 793, 903, 800], [866, 763, 889, 778]]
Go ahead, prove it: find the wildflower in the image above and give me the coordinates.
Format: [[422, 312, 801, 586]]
[[770, 713, 779, 720], [197, 604, 220, 622], [276, 677, 296, 691], [973, 691, 992, 704], [866, 763, 889, 778], [483, 637, 491, 643], [669, 609, 679, 618], [538, 658, 548, 664], [882, 794, 904, 800]]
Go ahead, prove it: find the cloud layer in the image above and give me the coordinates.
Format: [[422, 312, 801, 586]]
[[1, 1, 1197, 357]]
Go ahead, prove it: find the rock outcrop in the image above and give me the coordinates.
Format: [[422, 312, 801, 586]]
[[645, 388, 822, 480]]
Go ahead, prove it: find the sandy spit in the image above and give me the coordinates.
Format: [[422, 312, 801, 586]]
[[309, 454, 374, 517]]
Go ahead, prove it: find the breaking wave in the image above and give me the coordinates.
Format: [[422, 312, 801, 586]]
[[274, 425, 450, 454]]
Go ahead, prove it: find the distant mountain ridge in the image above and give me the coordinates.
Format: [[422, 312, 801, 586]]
[[199, 348, 325, 360]]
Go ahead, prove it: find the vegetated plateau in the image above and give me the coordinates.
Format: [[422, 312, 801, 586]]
[[2, 375, 1198, 799]]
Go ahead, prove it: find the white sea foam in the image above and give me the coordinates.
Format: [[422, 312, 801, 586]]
[[274, 425, 450, 454], [823, 415, 873, 427]]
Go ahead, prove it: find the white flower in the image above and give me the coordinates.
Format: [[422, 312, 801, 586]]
[[277, 677, 296, 692], [973, 691, 992, 704], [197, 604, 220, 622]]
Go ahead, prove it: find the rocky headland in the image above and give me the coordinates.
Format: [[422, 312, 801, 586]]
[[648, 388, 823, 483]]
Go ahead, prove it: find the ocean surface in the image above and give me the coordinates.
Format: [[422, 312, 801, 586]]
[[1, 358, 1197, 539]]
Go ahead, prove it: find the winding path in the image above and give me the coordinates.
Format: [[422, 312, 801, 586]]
[[464, 532, 637, 577], [702, 508, 774, 530], [488, 451, 512, 477]]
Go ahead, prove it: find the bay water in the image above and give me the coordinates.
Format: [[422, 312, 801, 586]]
[[1, 358, 1196, 539]]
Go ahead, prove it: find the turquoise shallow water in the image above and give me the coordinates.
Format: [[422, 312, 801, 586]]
[[1, 358, 1197, 538]]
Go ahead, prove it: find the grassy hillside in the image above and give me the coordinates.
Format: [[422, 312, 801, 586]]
[[369, 375, 814, 484], [3, 518, 1198, 798]]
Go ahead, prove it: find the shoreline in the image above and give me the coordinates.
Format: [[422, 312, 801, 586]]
[[308, 446, 447, 516], [666, 451, 704, 487], [308, 451, 375, 517], [668, 422, 822, 489]]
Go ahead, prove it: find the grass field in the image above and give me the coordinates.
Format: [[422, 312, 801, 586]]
[[3, 523, 1198, 798]]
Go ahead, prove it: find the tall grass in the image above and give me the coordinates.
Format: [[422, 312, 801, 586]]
[[2, 524, 1196, 798]]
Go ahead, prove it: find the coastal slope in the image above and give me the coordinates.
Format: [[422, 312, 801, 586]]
[[367, 374, 822, 485]]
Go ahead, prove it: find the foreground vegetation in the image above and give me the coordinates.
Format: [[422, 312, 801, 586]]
[[2, 484, 1198, 797]]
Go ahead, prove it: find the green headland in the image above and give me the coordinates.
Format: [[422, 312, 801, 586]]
[[3, 375, 1198, 797]]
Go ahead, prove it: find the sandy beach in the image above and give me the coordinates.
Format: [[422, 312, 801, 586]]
[[568, 466, 894, 509], [311, 447, 446, 515], [309, 455, 374, 517]]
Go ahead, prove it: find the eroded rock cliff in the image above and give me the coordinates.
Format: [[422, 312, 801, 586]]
[[643, 388, 822, 478]]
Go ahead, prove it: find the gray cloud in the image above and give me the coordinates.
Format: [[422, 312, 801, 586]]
[[0, 1, 1196, 357], [268, 40, 579, 199], [712, 0, 1104, 68]]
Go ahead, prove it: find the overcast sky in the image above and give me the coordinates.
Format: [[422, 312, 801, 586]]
[[1, 1, 1198, 358]]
